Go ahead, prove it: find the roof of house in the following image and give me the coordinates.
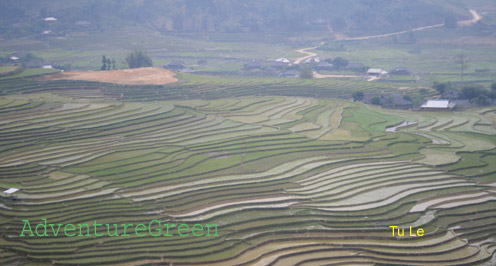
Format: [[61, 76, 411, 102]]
[[392, 66, 409, 71], [4, 188, 19, 194], [346, 62, 365, 68], [166, 60, 186, 67], [244, 61, 264, 67], [451, 99, 471, 108], [275, 58, 290, 63], [12, 52, 29, 58], [421, 100, 450, 108], [304, 57, 320, 64], [390, 94, 412, 106], [270, 61, 288, 67], [178, 67, 193, 73], [363, 93, 412, 106], [283, 70, 299, 75], [316, 61, 333, 67], [442, 91, 461, 99], [75, 21, 91, 26], [367, 68, 383, 74]]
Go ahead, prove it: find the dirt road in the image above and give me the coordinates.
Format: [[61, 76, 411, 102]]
[[312, 71, 360, 79], [293, 47, 319, 65], [342, 9, 481, 41], [292, 9, 481, 67]]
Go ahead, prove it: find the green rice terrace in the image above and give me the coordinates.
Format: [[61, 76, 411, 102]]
[[0, 73, 495, 266]]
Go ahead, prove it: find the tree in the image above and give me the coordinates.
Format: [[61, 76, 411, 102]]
[[352, 91, 364, 101], [444, 15, 457, 29], [106, 58, 111, 70], [125, 50, 153, 68], [112, 58, 116, 70], [490, 82, 496, 100], [461, 85, 485, 100], [371, 96, 381, 105], [454, 53, 470, 83], [101, 55, 107, 70], [332, 57, 349, 69], [433, 81, 452, 95], [299, 66, 313, 79], [476, 95, 490, 106]]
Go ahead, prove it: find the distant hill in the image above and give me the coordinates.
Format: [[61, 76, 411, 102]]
[[0, 0, 474, 39]]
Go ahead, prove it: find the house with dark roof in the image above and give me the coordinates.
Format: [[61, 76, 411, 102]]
[[442, 91, 461, 100], [314, 61, 333, 71], [177, 67, 194, 73], [282, 69, 299, 78], [244, 60, 265, 70], [11, 52, 30, 58], [304, 57, 320, 64], [268, 61, 288, 71], [363, 93, 413, 109], [165, 60, 186, 70], [390, 66, 410, 75], [345, 62, 367, 72], [451, 99, 471, 110]]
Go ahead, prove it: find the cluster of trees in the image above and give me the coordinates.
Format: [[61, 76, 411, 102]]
[[101, 55, 116, 70], [99, 50, 153, 70], [461, 83, 496, 105], [125, 50, 153, 69], [0, 0, 467, 38], [324, 57, 349, 69], [299, 66, 313, 79], [434, 81, 496, 106]]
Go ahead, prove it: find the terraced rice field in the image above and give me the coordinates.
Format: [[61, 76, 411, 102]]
[[0, 76, 495, 265]]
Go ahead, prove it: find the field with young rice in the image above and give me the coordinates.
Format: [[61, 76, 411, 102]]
[[0, 74, 495, 265]]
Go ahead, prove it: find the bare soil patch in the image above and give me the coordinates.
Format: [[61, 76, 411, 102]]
[[313, 71, 360, 79], [40, 67, 177, 85]]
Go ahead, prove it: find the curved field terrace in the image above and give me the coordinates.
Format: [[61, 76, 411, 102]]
[[0, 74, 495, 266]]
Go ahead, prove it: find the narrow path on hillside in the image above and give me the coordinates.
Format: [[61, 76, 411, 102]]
[[312, 72, 360, 79], [292, 9, 481, 66], [293, 46, 319, 64], [341, 9, 481, 41]]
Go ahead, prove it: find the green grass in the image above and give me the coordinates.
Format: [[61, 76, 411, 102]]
[[0, 68, 59, 80]]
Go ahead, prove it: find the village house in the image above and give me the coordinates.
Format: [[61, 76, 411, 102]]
[[75, 21, 91, 27], [442, 91, 461, 100], [304, 57, 320, 64], [165, 60, 186, 70], [177, 67, 194, 73], [420, 100, 454, 111], [243, 60, 265, 70], [268, 61, 289, 71], [390, 66, 410, 75], [367, 68, 388, 77], [345, 62, 368, 73], [44, 17, 58, 22], [363, 93, 413, 109], [314, 61, 333, 71], [282, 69, 299, 78], [275, 58, 290, 63]]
